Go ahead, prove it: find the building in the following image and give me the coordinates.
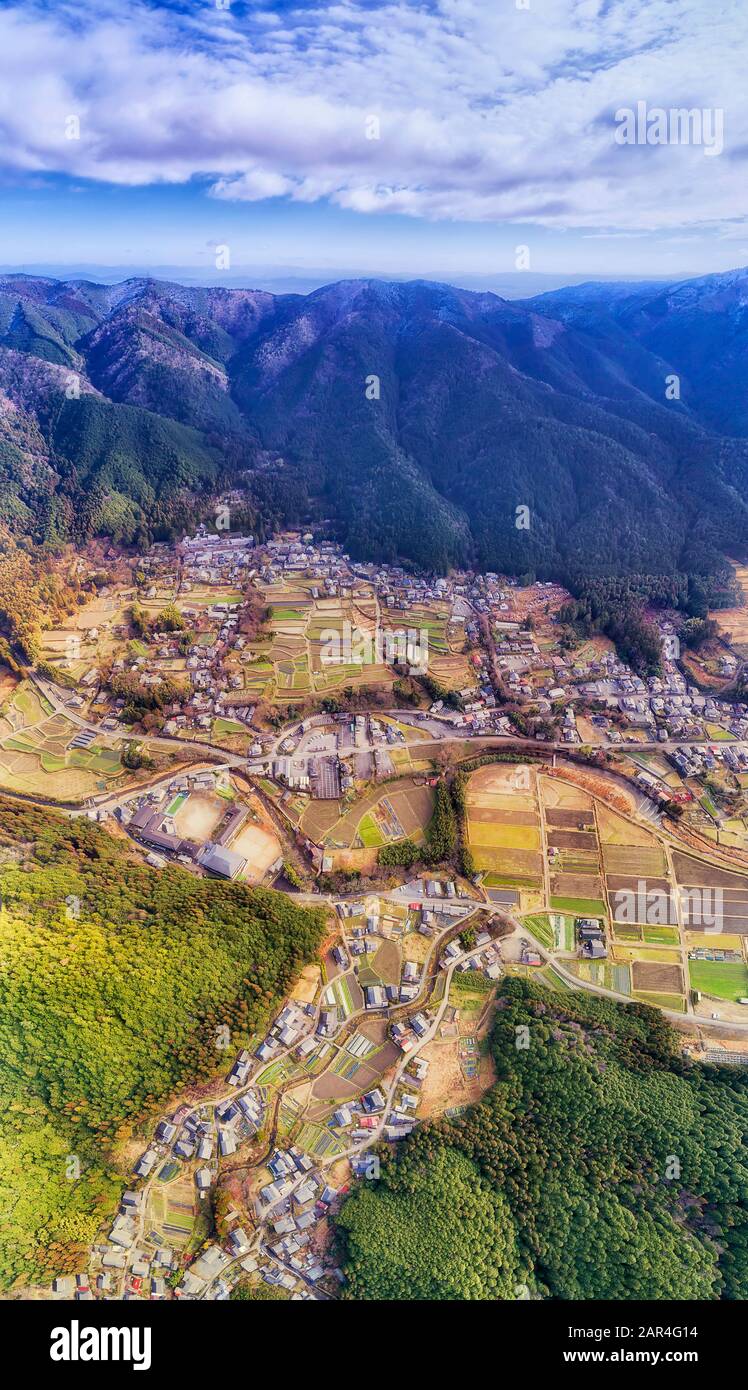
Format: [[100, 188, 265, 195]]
[[198, 843, 248, 880]]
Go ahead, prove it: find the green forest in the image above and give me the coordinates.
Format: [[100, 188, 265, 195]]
[[337, 979, 748, 1300], [0, 798, 326, 1291]]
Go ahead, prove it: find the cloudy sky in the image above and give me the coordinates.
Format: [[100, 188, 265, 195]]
[[0, 0, 745, 287]]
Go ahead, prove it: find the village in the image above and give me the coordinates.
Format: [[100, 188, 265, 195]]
[[9, 518, 748, 1304], [33, 523, 748, 753], [37, 734, 748, 1304], [49, 885, 510, 1303], [48, 737, 748, 1304]]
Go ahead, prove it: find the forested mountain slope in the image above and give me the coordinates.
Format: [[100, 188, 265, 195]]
[[337, 979, 748, 1301], [0, 798, 326, 1290], [2, 269, 748, 582]]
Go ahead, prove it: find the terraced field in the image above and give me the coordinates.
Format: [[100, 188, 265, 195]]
[[539, 776, 608, 917], [0, 682, 127, 800], [238, 580, 397, 702], [380, 603, 473, 691], [465, 764, 543, 887]]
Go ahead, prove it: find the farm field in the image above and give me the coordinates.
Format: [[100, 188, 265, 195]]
[[541, 775, 606, 907], [612, 923, 681, 945], [633, 992, 686, 1012], [631, 960, 685, 994], [148, 1177, 207, 1253], [566, 958, 632, 994], [602, 844, 668, 876], [380, 602, 473, 692], [241, 578, 406, 703], [38, 583, 137, 684], [537, 964, 576, 990], [388, 746, 435, 775], [520, 913, 555, 949], [302, 778, 434, 851], [550, 895, 607, 918], [0, 681, 127, 800], [213, 717, 247, 738], [538, 776, 594, 812], [594, 797, 679, 929], [688, 959, 748, 1001], [595, 803, 660, 847], [672, 851, 748, 934], [611, 944, 682, 966], [710, 563, 748, 650], [684, 931, 744, 951], [465, 764, 543, 886]]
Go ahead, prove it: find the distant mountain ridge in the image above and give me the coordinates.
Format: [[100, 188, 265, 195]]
[[1, 267, 748, 584]]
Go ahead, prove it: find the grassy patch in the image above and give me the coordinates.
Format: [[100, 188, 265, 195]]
[[521, 913, 555, 949], [688, 959, 748, 1002], [550, 896, 607, 918]]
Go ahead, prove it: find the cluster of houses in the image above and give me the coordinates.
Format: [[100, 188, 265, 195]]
[[134, 1084, 267, 1188], [271, 711, 416, 800], [440, 926, 504, 979], [669, 740, 748, 781], [245, 538, 748, 756], [390, 1013, 431, 1052], [331, 1060, 427, 1142], [485, 607, 748, 749], [48, 881, 507, 1304], [576, 916, 607, 959], [82, 524, 263, 734], [256, 1000, 315, 1062]]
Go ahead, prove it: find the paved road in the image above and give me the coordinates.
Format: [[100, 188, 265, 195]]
[[29, 668, 748, 805]]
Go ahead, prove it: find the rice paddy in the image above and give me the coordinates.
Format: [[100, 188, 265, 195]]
[[464, 764, 543, 886], [0, 681, 127, 800]]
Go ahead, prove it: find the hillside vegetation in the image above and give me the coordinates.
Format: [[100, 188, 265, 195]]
[[0, 798, 326, 1290], [3, 271, 748, 586], [337, 979, 748, 1300]]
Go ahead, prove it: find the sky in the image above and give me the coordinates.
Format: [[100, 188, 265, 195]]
[[0, 0, 746, 290]]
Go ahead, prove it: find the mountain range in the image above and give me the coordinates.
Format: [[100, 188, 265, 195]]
[[2, 267, 748, 586]]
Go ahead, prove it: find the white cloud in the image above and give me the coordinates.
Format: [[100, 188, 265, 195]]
[[0, 0, 744, 231]]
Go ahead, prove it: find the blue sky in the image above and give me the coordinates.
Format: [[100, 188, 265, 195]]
[[0, 0, 746, 288]]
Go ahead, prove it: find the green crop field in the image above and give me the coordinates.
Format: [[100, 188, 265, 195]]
[[521, 914, 555, 949], [688, 959, 748, 1002], [551, 896, 607, 918], [643, 925, 680, 945], [213, 718, 247, 737], [358, 813, 384, 848], [633, 992, 686, 1012]]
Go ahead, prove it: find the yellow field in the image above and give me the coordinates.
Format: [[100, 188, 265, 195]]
[[595, 803, 659, 846], [539, 775, 592, 811], [475, 847, 543, 875], [711, 564, 748, 645], [612, 945, 683, 965], [602, 844, 667, 875], [684, 932, 746, 952], [468, 788, 536, 812], [463, 764, 544, 879], [468, 822, 541, 850]]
